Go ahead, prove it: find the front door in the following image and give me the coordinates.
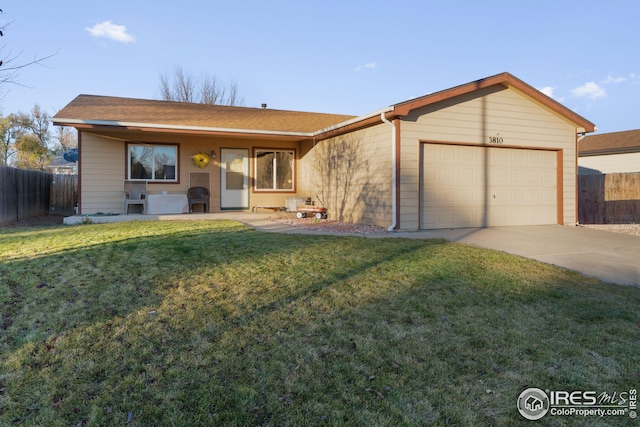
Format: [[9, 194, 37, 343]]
[[220, 148, 249, 209]]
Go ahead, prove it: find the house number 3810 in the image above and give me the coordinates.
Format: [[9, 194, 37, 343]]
[[488, 136, 504, 144]]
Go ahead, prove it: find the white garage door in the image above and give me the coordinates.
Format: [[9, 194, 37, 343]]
[[421, 143, 557, 229]]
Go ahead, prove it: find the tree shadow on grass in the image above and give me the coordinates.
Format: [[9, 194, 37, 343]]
[[0, 221, 435, 423], [1, 221, 639, 426]]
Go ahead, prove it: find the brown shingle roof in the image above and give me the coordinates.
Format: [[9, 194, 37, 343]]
[[53, 95, 356, 134], [54, 73, 596, 140], [579, 129, 640, 155]]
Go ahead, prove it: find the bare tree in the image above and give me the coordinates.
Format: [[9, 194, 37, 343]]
[[54, 125, 76, 151], [0, 8, 57, 101], [159, 67, 244, 106]]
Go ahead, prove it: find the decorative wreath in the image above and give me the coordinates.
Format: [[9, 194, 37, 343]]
[[192, 152, 210, 168]]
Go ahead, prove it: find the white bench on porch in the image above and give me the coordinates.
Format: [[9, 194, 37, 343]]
[[145, 193, 189, 215]]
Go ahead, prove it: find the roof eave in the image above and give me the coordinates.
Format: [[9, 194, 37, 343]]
[[579, 147, 640, 156], [54, 108, 398, 143], [53, 118, 316, 140], [311, 106, 394, 140]]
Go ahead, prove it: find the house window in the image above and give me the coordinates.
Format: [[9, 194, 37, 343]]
[[255, 150, 294, 191], [128, 144, 178, 181]]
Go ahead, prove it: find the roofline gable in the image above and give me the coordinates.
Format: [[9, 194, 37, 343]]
[[388, 72, 596, 133]]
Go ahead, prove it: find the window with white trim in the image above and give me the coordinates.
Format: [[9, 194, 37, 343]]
[[255, 150, 294, 191], [128, 144, 178, 181]]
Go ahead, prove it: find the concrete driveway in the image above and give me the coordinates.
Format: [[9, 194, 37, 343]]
[[392, 225, 640, 287]]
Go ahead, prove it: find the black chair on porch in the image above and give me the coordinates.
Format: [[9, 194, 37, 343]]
[[187, 187, 210, 213]]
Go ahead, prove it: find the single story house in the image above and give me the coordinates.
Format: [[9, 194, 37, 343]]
[[53, 72, 595, 230], [578, 129, 640, 175]]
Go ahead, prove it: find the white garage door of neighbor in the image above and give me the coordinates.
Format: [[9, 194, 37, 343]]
[[421, 144, 557, 229]]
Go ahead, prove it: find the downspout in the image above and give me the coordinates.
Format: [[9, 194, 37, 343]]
[[381, 112, 397, 232]]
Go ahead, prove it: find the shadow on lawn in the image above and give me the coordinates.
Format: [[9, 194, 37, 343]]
[[0, 221, 430, 350], [1, 221, 639, 426]]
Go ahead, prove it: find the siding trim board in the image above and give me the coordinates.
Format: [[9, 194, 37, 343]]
[[78, 132, 83, 214], [395, 118, 402, 229], [557, 149, 564, 225]]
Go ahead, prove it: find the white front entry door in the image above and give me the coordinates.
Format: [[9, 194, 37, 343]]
[[220, 148, 249, 209]]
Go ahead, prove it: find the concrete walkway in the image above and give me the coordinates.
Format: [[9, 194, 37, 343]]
[[64, 213, 640, 287]]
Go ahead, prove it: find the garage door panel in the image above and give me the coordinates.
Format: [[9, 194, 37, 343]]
[[440, 168, 457, 182], [421, 144, 557, 229], [526, 150, 546, 164], [440, 145, 457, 161], [439, 189, 456, 204], [458, 168, 476, 182], [541, 170, 556, 184], [423, 189, 437, 203], [458, 188, 481, 204]]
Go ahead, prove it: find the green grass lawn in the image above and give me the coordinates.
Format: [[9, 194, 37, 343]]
[[0, 220, 638, 426]]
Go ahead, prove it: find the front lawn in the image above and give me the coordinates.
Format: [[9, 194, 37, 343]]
[[0, 220, 638, 426]]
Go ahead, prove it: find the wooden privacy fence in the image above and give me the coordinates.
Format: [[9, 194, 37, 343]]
[[50, 174, 78, 216], [0, 165, 78, 223], [578, 172, 640, 224]]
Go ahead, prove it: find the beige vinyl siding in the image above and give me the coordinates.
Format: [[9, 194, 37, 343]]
[[79, 130, 301, 214], [399, 86, 578, 229], [579, 152, 640, 174], [79, 133, 127, 214], [299, 123, 392, 227]]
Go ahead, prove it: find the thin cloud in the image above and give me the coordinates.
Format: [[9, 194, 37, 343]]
[[85, 20, 135, 43], [601, 75, 626, 84], [355, 62, 377, 72], [538, 86, 555, 98], [571, 81, 606, 100], [537, 86, 565, 103]]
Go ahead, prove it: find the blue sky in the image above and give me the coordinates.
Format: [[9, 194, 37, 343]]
[[0, 0, 638, 134]]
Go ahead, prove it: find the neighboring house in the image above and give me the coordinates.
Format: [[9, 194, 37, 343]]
[[578, 129, 640, 174], [46, 153, 77, 175], [53, 72, 595, 230]]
